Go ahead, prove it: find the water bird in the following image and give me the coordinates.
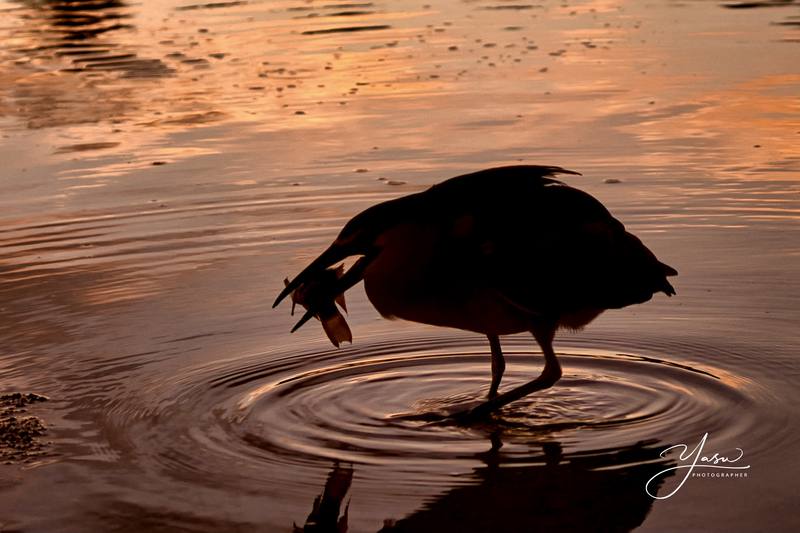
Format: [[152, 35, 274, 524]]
[[273, 166, 677, 419]]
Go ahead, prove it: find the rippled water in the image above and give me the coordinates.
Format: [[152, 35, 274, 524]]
[[1, 0, 799, 531]]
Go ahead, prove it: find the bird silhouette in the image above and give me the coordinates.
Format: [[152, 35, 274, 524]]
[[273, 166, 677, 419]]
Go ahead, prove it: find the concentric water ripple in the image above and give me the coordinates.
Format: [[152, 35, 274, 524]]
[[111, 334, 777, 505]]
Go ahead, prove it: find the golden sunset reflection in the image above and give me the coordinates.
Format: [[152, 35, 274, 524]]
[[1, 1, 799, 532], [1, 0, 796, 187]]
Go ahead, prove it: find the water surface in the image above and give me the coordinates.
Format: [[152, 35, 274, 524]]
[[1, 0, 799, 531]]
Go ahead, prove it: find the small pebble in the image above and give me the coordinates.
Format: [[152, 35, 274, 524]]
[[604, 178, 622, 184]]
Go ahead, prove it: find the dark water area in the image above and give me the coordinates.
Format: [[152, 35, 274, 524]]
[[1, 0, 799, 531]]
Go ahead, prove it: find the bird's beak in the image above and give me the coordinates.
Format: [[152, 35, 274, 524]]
[[273, 243, 350, 308], [291, 308, 316, 333]]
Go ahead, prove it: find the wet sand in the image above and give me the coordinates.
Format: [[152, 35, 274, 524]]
[[1, 0, 799, 531]]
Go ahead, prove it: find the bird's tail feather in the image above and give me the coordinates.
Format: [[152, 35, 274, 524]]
[[658, 261, 677, 296], [660, 261, 678, 277], [661, 279, 676, 297]]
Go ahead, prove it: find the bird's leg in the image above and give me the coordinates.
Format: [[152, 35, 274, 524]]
[[487, 334, 505, 399], [458, 325, 561, 420]]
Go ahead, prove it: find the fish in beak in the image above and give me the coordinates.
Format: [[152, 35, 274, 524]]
[[274, 208, 384, 342], [283, 265, 352, 348], [273, 242, 351, 309]]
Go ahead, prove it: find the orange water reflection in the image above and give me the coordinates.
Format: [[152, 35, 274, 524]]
[[1, 3, 799, 533], [1, 0, 797, 181]]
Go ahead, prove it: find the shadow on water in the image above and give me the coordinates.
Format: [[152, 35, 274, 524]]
[[721, 0, 800, 40], [295, 434, 675, 533], [19, 0, 133, 40], [12, 0, 173, 78], [3, 0, 174, 128]]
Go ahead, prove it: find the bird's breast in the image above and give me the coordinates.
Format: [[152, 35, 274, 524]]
[[363, 222, 438, 317], [362, 222, 529, 335]]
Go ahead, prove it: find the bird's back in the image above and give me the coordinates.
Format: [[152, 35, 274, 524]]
[[360, 166, 676, 333]]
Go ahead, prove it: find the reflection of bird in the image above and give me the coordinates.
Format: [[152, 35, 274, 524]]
[[294, 462, 352, 533], [274, 166, 677, 419], [294, 437, 675, 532]]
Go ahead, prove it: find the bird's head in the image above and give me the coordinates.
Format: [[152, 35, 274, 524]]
[[272, 195, 414, 310]]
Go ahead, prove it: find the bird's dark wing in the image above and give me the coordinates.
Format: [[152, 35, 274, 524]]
[[426, 165, 579, 199], [420, 172, 675, 317]]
